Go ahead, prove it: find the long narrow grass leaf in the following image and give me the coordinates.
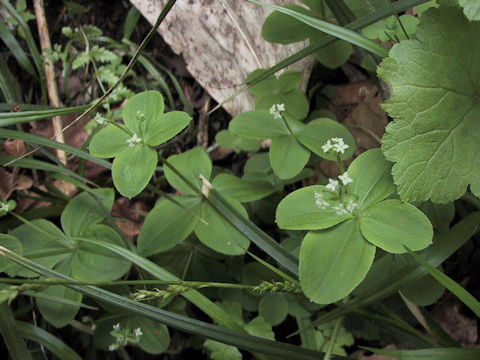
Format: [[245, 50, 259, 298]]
[[249, 0, 388, 57], [0, 302, 33, 360], [0, 105, 89, 127], [362, 346, 480, 360], [0, 21, 37, 77], [16, 321, 82, 360], [406, 248, 480, 317]]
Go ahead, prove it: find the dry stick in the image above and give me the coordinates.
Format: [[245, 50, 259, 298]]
[[33, 0, 67, 165], [5, 0, 177, 166]]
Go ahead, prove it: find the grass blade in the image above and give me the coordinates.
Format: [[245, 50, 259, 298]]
[[0, 20, 37, 78], [0, 248, 342, 360], [362, 346, 480, 360], [16, 321, 82, 360], [0, 302, 33, 360], [0, 105, 89, 127], [406, 247, 480, 317], [248, 0, 388, 57]]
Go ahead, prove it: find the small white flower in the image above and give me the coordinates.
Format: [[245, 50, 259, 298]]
[[332, 142, 349, 154], [126, 133, 142, 147], [331, 137, 343, 143], [314, 191, 330, 209], [333, 203, 349, 216], [346, 199, 358, 213], [339, 171, 353, 185], [94, 112, 106, 125], [269, 104, 285, 118], [134, 327, 143, 337], [325, 178, 339, 192], [0, 202, 10, 212], [109, 343, 119, 351], [321, 139, 333, 153], [112, 323, 121, 331]]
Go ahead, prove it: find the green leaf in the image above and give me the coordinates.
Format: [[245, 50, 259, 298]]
[[255, 89, 310, 120], [0, 234, 22, 272], [204, 340, 242, 360], [215, 130, 260, 153], [164, 147, 212, 195], [138, 196, 202, 256], [400, 270, 445, 306], [362, 15, 419, 42], [262, 4, 318, 44], [270, 135, 310, 179], [122, 90, 164, 137], [245, 316, 275, 340], [296, 118, 355, 161], [7, 220, 67, 278], [135, 317, 171, 354], [362, 346, 480, 360], [312, 37, 353, 69], [258, 293, 288, 326], [0, 303, 33, 360], [88, 124, 130, 158], [61, 188, 114, 237], [379, 3, 480, 203], [112, 144, 158, 198], [144, 111, 192, 146], [36, 285, 82, 328], [276, 185, 352, 230], [195, 199, 251, 255], [360, 200, 433, 253], [300, 220, 376, 304], [72, 225, 131, 281], [459, 0, 480, 21], [229, 110, 289, 140], [212, 173, 276, 202], [418, 201, 455, 233], [348, 148, 396, 210], [407, 247, 480, 317]]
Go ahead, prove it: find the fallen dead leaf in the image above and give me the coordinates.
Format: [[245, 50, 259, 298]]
[[112, 198, 149, 239], [2, 139, 27, 157], [0, 168, 33, 199]]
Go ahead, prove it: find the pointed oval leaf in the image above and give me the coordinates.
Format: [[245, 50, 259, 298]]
[[71, 225, 131, 281], [212, 173, 276, 202], [61, 188, 114, 237], [229, 110, 289, 140], [269, 135, 310, 179], [296, 118, 355, 161], [194, 199, 250, 255], [36, 285, 82, 328], [311, 36, 353, 69], [7, 220, 67, 278], [276, 185, 352, 230], [258, 293, 288, 326], [122, 90, 164, 137], [262, 4, 318, 44], [88, 124, 130, 158], [215, 130, 260, 153], [347, 148, 396, 210], [360, 200, 433, 253], [164, 147, 212, 195], [300, 220, 376, 304], [145, 111, 192, 147], [112, 144, 158, 198], [138, 195, 202, 256]]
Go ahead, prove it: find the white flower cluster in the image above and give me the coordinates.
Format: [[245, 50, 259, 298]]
[[109, 323, 143, 351], [321, 137, 349, 154], [94, 112, 106, 125], [314, 191, 329, 209], [269, 103, 285, 118], [126, 133, 142, 147], [332, 199, 358, 216], [314, 171, 357, 216]]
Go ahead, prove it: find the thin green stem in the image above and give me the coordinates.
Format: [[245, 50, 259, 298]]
[[323, 317, 343, 360]]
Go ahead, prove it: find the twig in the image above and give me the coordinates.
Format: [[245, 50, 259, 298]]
[[5, 0, 177, 166], [33, 0, 67, 165], [196, 95, 210, 148]]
